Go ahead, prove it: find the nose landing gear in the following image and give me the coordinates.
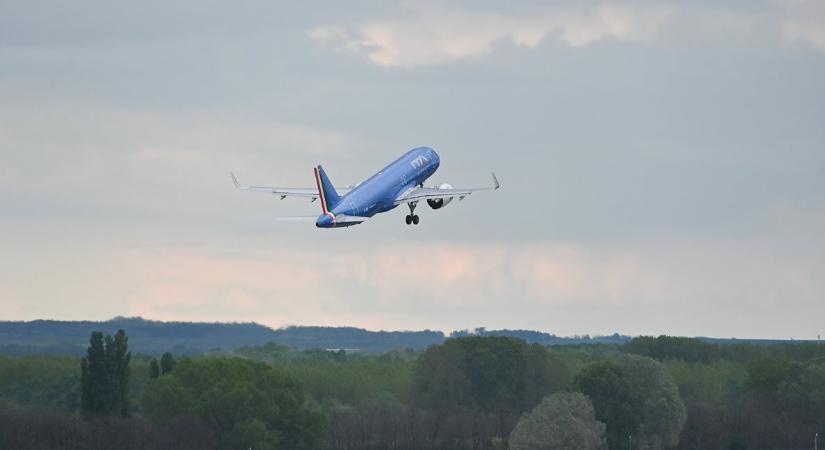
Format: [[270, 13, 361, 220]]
[[405, 201, 420, 225]]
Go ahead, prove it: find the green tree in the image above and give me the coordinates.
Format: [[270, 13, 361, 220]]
[[160, 352, 176, 375], [624, 336, 719, 363], [140, 375, 195, 422], [80, 329, 131, 417], [574, 360, 639, 449], [574, 355, 685, 450], [665, 359, 746, 405], [149, 358, 160, 380], [745, 358, 800, 395], [227, 418, 280, 450], [80, 332, 105, 415], [414, 336, 570, 446], [0, 356, 81, 411], [416, 337, 569, 413], [509, 391, 606, 450], [109, 330, 131, 417], [619, 355, 686, 450], [800, 360, 825, 424], [141, 357, 325, 450]]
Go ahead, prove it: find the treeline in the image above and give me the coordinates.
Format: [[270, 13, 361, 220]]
[[4, 318, 815, 358], [0, 401, 213, 450], [628, 336, 825, 449], [451, 327, 630, 346], [624, 335, 825, 363], [1, 332, 824, 449]]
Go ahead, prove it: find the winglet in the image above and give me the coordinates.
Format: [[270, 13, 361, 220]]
[[230, 172, 241, 188], [492, 172, 500, 190]]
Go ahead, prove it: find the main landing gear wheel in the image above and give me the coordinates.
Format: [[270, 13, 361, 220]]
[[405, 201, 420, 225]]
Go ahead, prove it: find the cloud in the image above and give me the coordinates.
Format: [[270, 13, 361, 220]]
[[117, 248, 327, 322], [780, 0, 825, 48], [308, 1, 825, 67], [0, 103, 377, 225], [5, 224, 819, 337], [0, 104, 369, 179]]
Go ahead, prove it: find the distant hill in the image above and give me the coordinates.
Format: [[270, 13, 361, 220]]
[[0, 318, 814, 357], [0, 317, 445, 356]]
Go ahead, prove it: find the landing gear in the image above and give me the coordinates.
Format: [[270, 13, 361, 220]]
[[405, 201, 420, 225]]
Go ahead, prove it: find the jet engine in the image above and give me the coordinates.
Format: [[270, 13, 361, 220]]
[[427, 183, 454, 209]]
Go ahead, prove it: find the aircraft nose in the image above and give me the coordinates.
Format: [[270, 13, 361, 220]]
[[316, 214, 334, 228]]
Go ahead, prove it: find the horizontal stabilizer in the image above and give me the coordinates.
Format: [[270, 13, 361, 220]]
[[333, 214, 370, 224], [229, 172, 352, 198]]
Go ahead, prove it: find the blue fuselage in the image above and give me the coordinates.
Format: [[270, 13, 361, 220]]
[[316, 147, 440, 228]]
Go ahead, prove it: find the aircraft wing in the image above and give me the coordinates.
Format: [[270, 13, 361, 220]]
[[230, 172, 352, 199], [393, 173, 500, 205]]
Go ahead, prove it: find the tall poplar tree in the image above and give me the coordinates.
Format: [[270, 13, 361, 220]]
[[80, 329, 131, 417], [160, 352, 175, 375]]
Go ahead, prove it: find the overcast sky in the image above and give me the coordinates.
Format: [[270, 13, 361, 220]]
[[1, 1, 824, 339]]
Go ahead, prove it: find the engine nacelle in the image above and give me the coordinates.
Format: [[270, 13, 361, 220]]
[[427, 183, 454, 210]]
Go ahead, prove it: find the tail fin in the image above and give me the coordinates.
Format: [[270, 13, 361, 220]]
[[313, 165, 341, 214]]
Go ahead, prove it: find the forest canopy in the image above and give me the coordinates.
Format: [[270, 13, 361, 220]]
[[1, 330, 824, 449]]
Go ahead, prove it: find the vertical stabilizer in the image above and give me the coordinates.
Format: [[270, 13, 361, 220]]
[[314, 165, 341, 214]]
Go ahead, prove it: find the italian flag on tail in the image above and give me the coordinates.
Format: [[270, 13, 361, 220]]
[[314, 165, 341, 216]]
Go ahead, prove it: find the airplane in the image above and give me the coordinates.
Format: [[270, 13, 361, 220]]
[[230, 146, 500, 228]]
